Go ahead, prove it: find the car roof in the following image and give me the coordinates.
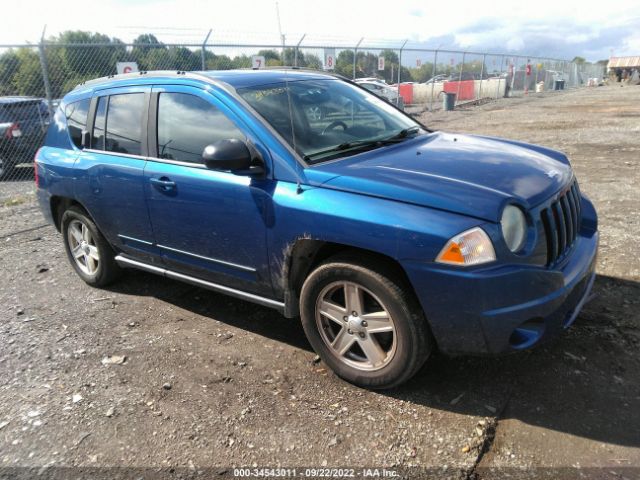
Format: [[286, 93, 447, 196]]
[[73, 69, 341, 93], [0, 96, 43, 105]]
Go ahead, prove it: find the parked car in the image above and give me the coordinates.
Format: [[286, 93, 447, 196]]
[[35, 70, 598, 389], [354, 79, 404, 109], [446, 72, 478, 81], [0, 96, 49, 178], [422, 74, 448, 85]]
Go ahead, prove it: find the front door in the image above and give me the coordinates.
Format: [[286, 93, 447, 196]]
[[143, 85, 274, 296]]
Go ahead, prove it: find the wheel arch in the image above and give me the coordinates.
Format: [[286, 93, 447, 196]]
[[49, 196, 89, 232], [281, 238, 419, 319]]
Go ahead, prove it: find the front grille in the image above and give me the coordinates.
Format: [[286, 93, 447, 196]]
[[540, 180, 582, 265]]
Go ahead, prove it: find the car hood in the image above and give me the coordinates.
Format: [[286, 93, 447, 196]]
[[304, 131, 573, 222]]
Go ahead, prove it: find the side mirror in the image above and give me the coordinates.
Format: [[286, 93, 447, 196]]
[[202, 139, 253, 171]]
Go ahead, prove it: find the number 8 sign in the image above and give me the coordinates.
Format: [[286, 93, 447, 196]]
[[325, 54, 335, 70], [251, 56, 265, 69]]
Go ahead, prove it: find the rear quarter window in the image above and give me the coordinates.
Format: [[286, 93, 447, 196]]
[[65, 99, 91, 149]]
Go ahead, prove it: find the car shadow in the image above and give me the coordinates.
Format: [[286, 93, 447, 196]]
[[106, 271, 640, 449]]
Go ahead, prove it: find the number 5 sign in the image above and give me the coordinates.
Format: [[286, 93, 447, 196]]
[[378, 56, 385, 71], [251, 56, 265, 69]]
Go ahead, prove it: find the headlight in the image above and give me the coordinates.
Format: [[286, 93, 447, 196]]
[[501, 205, 527, 252], [435, 227, 496, 266]]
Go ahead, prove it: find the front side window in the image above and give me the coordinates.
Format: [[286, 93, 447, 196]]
[[156, 92, 244, 163], [104, 93, 145, 155], [65, 98, 91, 149], [238, 79, 421, 163]]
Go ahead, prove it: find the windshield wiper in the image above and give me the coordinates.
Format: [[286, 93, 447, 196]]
[[387, 126, 422, 140], [304, 127, 423, 162]]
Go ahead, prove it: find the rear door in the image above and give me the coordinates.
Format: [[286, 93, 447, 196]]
[[74, 86, 160, 264]]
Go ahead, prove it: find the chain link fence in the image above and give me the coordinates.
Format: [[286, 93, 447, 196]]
[[0, 36, 605, 182]]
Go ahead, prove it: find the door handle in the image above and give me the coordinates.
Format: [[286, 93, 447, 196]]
[[150, 177, 176, 191]]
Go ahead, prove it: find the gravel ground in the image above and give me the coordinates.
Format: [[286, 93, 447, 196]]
[[0, 85, 638, 480]]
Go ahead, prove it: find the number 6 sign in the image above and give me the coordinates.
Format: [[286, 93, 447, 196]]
[[251, 56, 265, 69]]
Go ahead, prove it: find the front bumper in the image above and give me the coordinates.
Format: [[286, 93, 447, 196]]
[[403, 228, 598, 356]]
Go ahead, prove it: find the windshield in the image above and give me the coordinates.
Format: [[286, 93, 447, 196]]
[[237, 79, 423, 163]]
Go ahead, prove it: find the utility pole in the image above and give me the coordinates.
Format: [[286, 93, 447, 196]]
[[276, 2, 285, 55]]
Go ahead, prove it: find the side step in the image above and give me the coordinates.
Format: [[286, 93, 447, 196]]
[[114, 255, 285, 312]]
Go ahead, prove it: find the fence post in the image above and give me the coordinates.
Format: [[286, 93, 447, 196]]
[[201, 29, 212, 71], [478, 53, 486, 100], [294, 33, 306, 67], [37, 26, 53, 118], [353, 37, 363, 79], [397, 39, 408, 106], [456, 52, 466, 105], [429, 49, 438, 111], [496, 55, 504, 98]]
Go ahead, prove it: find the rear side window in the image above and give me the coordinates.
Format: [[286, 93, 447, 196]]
[[105, 93, 145, 156], [156, 92, 244, 163], [65, 99, 90, 149]]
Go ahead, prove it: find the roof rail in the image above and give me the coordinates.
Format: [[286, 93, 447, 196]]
[[74, 70, 202, 90], [73, 67, 349, 91]]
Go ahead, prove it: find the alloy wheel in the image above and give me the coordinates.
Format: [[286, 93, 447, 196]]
[[315, 281, 397, 371], [67, 219, 100, 276]]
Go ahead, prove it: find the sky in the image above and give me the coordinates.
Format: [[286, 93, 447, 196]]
[[1, 0, 639, 61]]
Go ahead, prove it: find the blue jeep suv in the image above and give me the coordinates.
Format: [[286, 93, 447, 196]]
[[35, 69, 598, 388]]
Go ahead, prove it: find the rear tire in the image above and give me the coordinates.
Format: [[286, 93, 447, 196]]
[[300, 254, 433, 389], [61, 206, 121, 287]]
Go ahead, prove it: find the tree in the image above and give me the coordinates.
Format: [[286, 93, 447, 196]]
[[572, 56, 586, 64], [55, 31, 122, 78], [0, 50, 20, 95], [408, 63, 435, 83], [206, 54, 234, 70], [132, 34, 165, 70], [258, 49, 281, 63], [335, 49, 355, 78], [10, 48, 45, 97], [304, 53, 322, 70]]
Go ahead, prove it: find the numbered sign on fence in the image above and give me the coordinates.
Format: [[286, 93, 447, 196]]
[[251, 56, 266, 69], [325, 53, 335, 70], [378, 56, 385, 71], [116, 62, 138, 74]]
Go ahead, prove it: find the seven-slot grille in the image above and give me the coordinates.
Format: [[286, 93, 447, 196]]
[[540, 180, 582, 266]]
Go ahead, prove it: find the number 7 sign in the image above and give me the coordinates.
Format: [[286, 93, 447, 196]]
[[251, 56, 265, 69]]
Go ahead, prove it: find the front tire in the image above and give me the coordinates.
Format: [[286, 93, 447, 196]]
[[300, 255, 433, 389], [61, 206, 121, 287]]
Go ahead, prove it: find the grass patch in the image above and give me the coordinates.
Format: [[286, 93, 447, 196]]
[[2, 196, 28, 207]]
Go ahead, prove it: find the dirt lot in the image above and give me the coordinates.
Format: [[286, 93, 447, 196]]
[[0, 85, 639, 480]]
